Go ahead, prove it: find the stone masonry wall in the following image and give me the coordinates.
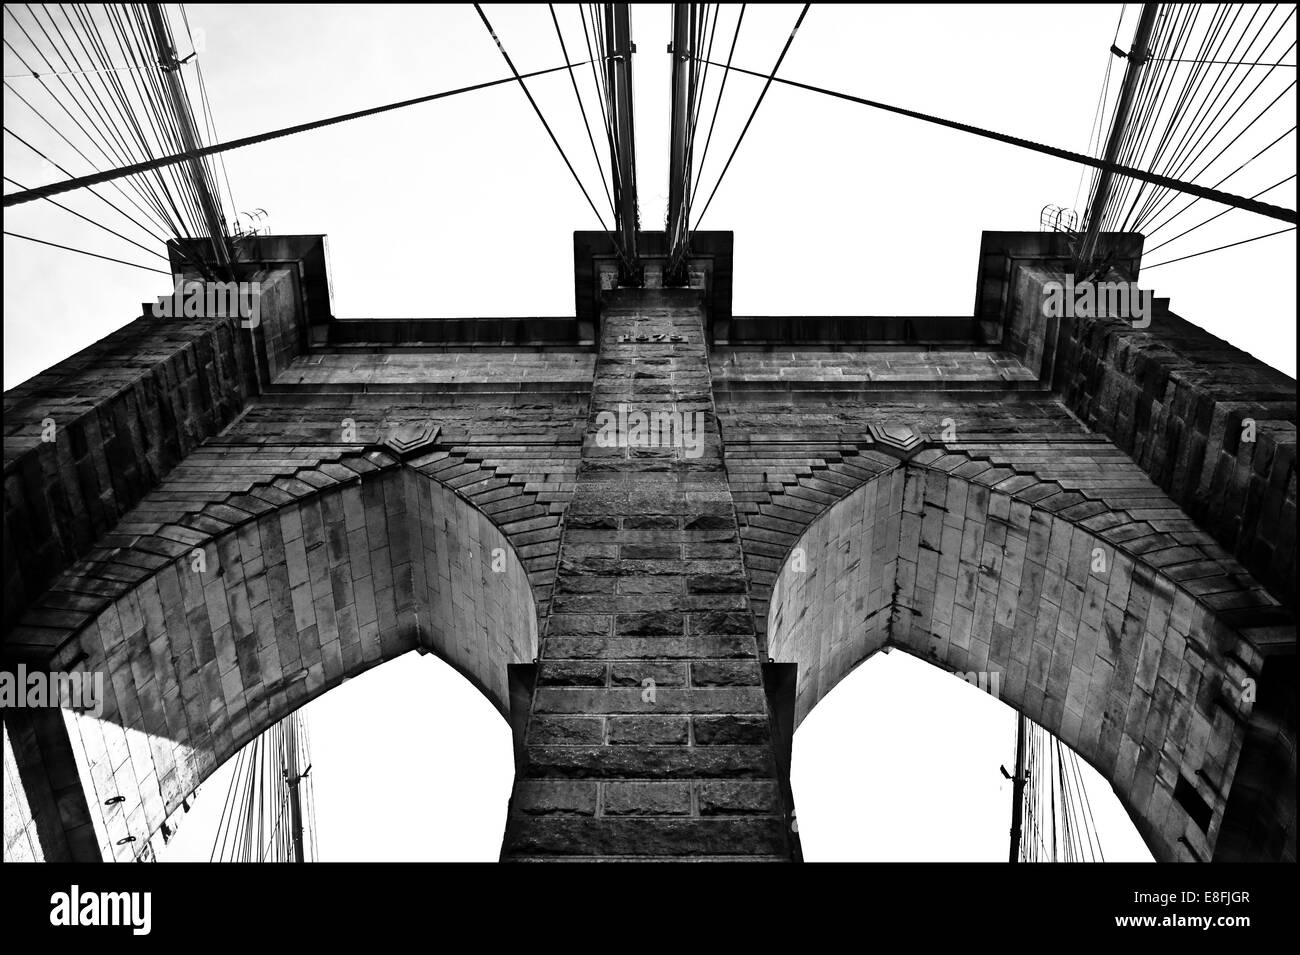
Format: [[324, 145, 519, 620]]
[[716, 369, 1292, 861], [501, 289, 796, 860], [4, 233, 1293, 863], [5, 380, 587, 860], [44, 463, 535, 861], [764, 452, 1268, 861], [3, 312, 255, 634], [1014, 265, 1296, 614]]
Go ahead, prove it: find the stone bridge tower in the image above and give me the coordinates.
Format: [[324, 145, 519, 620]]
[[3, 231, 1294, 862]]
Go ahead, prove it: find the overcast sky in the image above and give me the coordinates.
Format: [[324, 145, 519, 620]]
[[7, 3, 1294, 861]]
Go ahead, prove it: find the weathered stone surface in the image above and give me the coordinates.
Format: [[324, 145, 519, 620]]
[[4, 234, 1292, 865], [516, 780, 598, 816], [502, 289, 796, 861], [698, 780, 782, 816], [602, 782, 691, 816], [607, 716, 690, 745]]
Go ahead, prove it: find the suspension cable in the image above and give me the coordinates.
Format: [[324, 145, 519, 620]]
[[692, 57, 1296, 223], [473, 4, 612, 233], [4, 59, 591, 207], [693, 4, 810, 229], [3, 229, 170, 273], [1142, 223, 1295, 269], [549, 3, 616, 220]]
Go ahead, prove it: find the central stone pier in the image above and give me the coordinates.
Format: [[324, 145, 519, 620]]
[[501, 288, 798, 861]]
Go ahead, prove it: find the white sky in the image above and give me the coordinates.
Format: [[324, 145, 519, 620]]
[[6, 3, 1294, 861]]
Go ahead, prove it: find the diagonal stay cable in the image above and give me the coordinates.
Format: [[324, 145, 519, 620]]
[[64, 4, 180, 232], [579, 2, 620, 185], [693, 3, 809, 229], [3, 9, 125, 183], [693, 57, 1297, 223], [1122, 3, 1253, 230], [548, 3, 616, 220], [1112, 4, 1206, 236], [4, 123, 214, 276], [1138, 74, 1297, 232], [4, 58, 591, 207], [181, 3, 238, 223], [210, 747, 248, 862], [158, 2, 229, 242], [1153, 56, 1297, 67], [1, 85, 171, 237], [1131, 9, 1296, 230], [1134, 4, 1244, 221], [126, 4, 210, 240], [3, 174, 168, 259], [473, 3, 611, 233], [1075, 4, 1126, 217], [71, 3, 179, 232], [4, 229, 171, 273], [1142, 224, 1295, 269], [675, 2, 719, 238], [688, 9, 721, 207], [2, 29, 169, 230], [1133, 20, 1297, 230], [1065, 744, 1104, 862], [1149, 8, 1295, 198], [98, 2, 188, 233], [115, 4, 197, 238], [1107, 4, 1207, 237], [30, 2, 156, 217], [1145, 173, 1295, 255], [1146, 124, 1295, 236]]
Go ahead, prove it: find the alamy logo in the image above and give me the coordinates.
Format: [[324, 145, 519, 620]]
[[1041, 277, 1152, 327], [594, 403, 705, 458], [152, 277, 262, 328], [50, 886, 151, 935], [0, 664, 103, 717], [955, 669, 1002, 699]]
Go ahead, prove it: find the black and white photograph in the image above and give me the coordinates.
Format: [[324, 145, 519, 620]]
[[1, 0, 1295, 939]]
